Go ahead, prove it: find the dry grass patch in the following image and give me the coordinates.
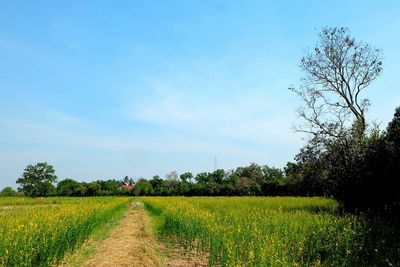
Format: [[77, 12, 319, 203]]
[[82, 205, 164, 267]]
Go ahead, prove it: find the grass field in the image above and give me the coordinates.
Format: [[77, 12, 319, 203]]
[[0, 197, 131, 267], [143, 197, 400, 266]]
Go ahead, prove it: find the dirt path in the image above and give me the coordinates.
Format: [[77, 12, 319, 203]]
[[82, 204, 208, 267], [83, 205, 163, 267]]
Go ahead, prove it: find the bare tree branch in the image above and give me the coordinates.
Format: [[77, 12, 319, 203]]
[[291, 27, 382, 143]]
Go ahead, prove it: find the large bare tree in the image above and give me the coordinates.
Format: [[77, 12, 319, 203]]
[[291, 27, 382, 142]]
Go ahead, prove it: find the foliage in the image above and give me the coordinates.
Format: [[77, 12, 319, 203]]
[[56, 178, 80, 196], [16, 162, 57, 197], [143, 197, 399, 266], [55, 165, 285, 198], [288, 107, 400, 218], [134, 178, 153, 196], [0, 197, 131, 267], [384, 107, 400, 216], [0, 187, 17, 197]]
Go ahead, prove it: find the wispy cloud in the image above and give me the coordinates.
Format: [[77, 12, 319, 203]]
[[1, 101, 287, 160], [121, 78, 302, 149]]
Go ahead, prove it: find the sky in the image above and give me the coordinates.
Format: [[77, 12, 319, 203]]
[[1, 1, 400, 189]]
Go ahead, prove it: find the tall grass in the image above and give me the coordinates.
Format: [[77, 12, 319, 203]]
[[0, 197, 131, 267], [143, 197, 399, 266]]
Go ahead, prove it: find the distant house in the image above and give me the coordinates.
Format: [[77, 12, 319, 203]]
[[121, 184, 135, 190]]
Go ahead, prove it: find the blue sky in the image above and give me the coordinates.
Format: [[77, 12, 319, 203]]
[[1, 1, 400, 189]]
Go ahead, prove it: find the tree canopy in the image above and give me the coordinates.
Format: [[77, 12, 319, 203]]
[[16, 162, 57, 197], [0, 187, 17, 197]]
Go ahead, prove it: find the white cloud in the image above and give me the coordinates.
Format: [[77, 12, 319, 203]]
[[122, 83, 301, 149]]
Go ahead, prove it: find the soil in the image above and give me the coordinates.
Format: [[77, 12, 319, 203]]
[[82, 204, 208, 267]]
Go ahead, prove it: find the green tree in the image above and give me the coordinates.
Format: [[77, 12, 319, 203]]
[[262, 165, 284, 181], [210, 169, 225, 184], [16, 162, 57, 197], [87, 182, 101, 196], [0, 187, 17, 197], [234, 164, 263, 195], [134, 179, 153, 196], [179, 172, 193, 195], [234, 177, 254, 196], [97, 179, 120, 196], [237, 163, 264, 183], [179, 172, 193, 183], [386, 107, 400, 158], [149, 175, 163, 195], [57, 178, 79, 196], [382, 107, 400, 216], [195, 172, 212, 185], [74, 183, 88, 196]]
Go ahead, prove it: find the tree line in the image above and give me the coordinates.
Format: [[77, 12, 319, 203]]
[[1, 162, 290, 197]]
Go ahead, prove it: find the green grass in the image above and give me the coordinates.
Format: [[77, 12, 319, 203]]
[[143, 196, 400, 266]]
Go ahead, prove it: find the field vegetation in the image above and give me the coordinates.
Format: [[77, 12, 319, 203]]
[[143, 197, 400, 266], [0, 197, 131, 267]]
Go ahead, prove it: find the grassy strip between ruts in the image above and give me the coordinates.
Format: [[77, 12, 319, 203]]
[[59, 201, 130, 267], [145, 202, 209, 267]]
